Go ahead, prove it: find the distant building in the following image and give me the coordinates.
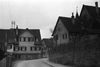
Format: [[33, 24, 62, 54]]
[[52, 2, 100, 45], [0, 26, 42, 60], [41, 38, 55, 57]]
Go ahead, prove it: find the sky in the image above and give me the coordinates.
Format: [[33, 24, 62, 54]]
[[0, 0, 100, 39]]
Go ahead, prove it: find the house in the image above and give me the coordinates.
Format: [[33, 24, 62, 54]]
[[41, 38, 55, 57], [80, 2, 100, 30], [52, 15, 83, 45], [0, 26, 42, 60], [52, 2, 100, 45]]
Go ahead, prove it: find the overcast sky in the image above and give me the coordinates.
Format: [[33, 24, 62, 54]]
[[0, 0, 100, 38]]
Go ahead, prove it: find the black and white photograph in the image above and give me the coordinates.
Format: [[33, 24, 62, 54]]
[[0, 0, 100, 67]]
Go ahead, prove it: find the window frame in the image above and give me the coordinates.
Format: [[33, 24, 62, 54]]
[[21, 46, 27, 51], [30, 46, 34, 51], [62, 34, 67, 39], [14, 46, 19, 51], [23, 37, 26, 42]]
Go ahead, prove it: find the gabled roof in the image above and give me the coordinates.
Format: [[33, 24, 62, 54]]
[[0, 28, 41, 43], [52, 16, 82, 36], [0, 29, 16, 43], [52, 16, 70, 36], [80, 5, 100, 18], [62, 18, 82, 33], [42, 38, 54, 47]]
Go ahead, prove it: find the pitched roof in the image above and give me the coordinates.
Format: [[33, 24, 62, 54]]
[[52, 16, 83, 36], [0, 28, 41, 43], [81, 5, 100, 18], [17, 29, 41, 40], [42, 38, 54, 47], [61, 18, 82, 33], [0, 29, 16, 43]]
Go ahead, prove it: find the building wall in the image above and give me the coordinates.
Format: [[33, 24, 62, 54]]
[[7, 30, 41, 54], [14, 31, 41, 53], [53, 20, 69, 45], [19, 31, 34, 46], [13, 45, 41, 53]]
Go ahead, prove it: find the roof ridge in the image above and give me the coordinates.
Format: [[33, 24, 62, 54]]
[[83, 4, 100, 9], [59, 16, 71, 19]]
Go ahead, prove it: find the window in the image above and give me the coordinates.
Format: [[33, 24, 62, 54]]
[[63, 34, 65, 39], [23, 37, 26, 42], [19, 37, 23, 42], [30, 46, 34, 51], [14, 46, 19, 51], [19, 37, 21, 41], [30, 47, 37, 51], [62, 34, 67, 39], [35, 37, 37, 42], [39, 47, 41, 50], [26, 37, 28, 42], [65, 34, 67, 39], [21, 46, 26, 51], [27, 37, 34, 42], [34, 47, 37, 51], [37, 47, 39, 51], [36, 38, 38, 42], [31, 37, 34, 41], [7, 44, 12, 49], [28, 37, 31, 42]]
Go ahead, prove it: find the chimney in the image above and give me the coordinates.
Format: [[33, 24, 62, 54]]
[[13, 21, 15, 29], [11, 21, 13, 29], [95, 2, 99, 14], [16, 25, 18, 35], [11, 21, 16, 29], [71, 12, 74, 18], [16, 25, 19, 42], [71, 12, 75, 24]]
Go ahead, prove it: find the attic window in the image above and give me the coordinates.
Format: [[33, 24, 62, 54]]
[[23, 37, 26, 41], [62, 34, 67, 39], [28, 37, 31, 42]]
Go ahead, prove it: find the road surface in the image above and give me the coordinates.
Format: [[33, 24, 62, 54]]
[[13, 58, 68, 67]]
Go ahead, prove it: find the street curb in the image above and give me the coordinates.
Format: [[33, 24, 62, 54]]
[[42, 61, 55, 67]]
